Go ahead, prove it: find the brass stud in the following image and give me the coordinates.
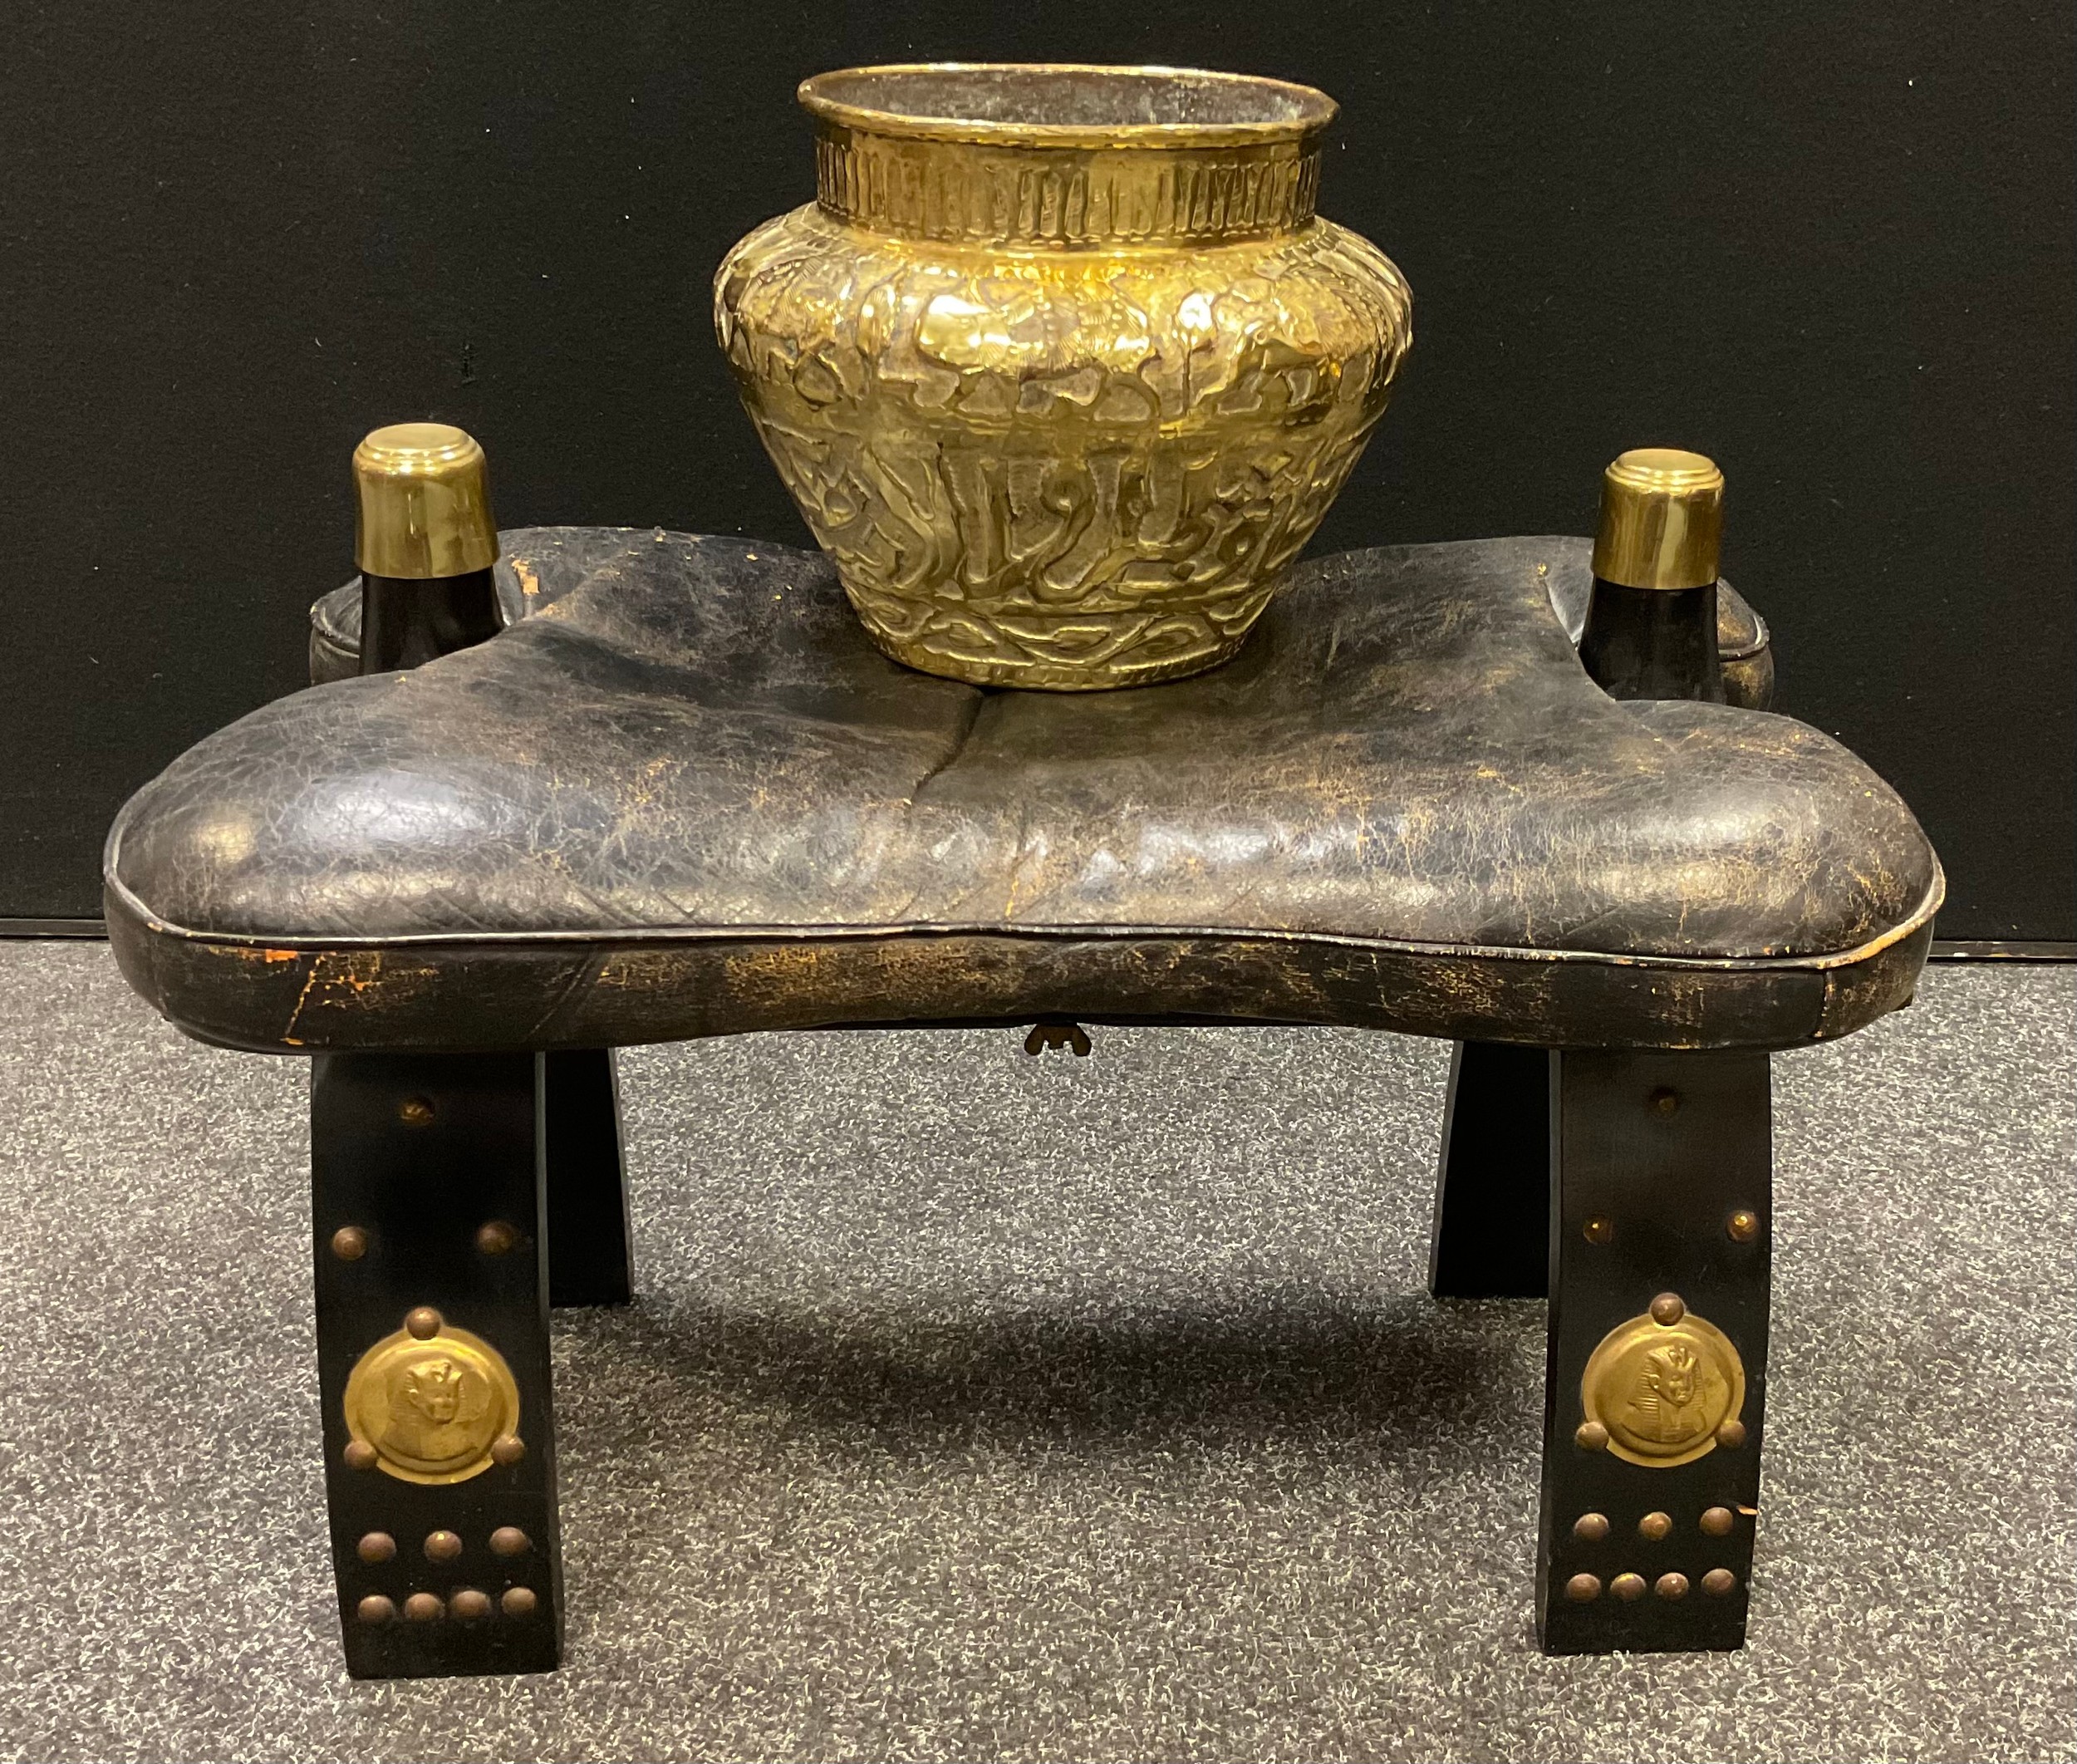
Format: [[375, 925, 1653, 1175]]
[[403, 1591, 444, 1622], [1700, 1506, 1736, 1536], [1638, 1511, 1672, 1542], [356, 1594, 395, 1625], [1582, 1215, 1613, 1246], [404, 1306, 443, 1341], [1648, 1292, 1686, 1327], [449, 1587, 493, 1620], [1649, 1087, 1680, 1116], [1564, 1573, 1601, 1603], [1610, 1572, 1647, 1602], [424, 1530, 463, 1564], [1727, 1208, 1760, 1243], [491, 1433, 526, 1467], [1716, 1418, 1748, 1449], [1574, 1421, 1609, 1452], [489, 1526, 532, 1558], [501, 1585, 538, 1617], [1572, 1512, 1609, 1543], [1702, 1568, 1738, 1597], [1654, 1572, 1689, 1600], [342, 1440, 378, 1472], [356, 1531, 396, 1565], [399, 1096, 435, 1128], [475, 1220, 519, 1256], [330, 1226, 370, 1261]]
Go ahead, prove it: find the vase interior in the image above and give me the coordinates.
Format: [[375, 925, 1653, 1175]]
[[800, 65, 1334, 141]]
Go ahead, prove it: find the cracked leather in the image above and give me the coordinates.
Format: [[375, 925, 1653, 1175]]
[[306, 535, 1779, 703], [105, 529, 1939, 1054]]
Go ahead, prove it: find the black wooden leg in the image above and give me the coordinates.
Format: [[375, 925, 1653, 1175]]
[[312, 1053, 564, 1678], [543, 1049, 634, 1308], [1430, 1040, 1551, 1298], [1538, 1049, 1771, 1654]]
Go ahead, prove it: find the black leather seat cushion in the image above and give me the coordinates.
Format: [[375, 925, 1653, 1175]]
[[105, 529, 1940, 1054]]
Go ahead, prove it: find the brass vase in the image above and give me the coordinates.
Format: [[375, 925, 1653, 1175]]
[[714, 63, 1412, 690]]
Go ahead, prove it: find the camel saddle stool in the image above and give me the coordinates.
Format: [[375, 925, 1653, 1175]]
[[103, 528, 1940, 1676]]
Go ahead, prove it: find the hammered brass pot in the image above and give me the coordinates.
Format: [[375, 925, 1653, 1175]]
[[714, 63, 1413, 689]]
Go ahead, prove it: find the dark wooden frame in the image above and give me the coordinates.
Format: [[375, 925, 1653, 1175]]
[[312, 1049, 631, 1678], [1430, 565, 1770, 1653], [305, 584, 633, 1678]]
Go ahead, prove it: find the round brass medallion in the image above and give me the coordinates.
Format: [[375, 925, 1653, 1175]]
[[1579, 1300, 1745, 1469], [342, 1320, 519, 1485]]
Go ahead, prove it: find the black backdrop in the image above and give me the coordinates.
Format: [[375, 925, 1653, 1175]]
[[4, 1, 2071, 936]]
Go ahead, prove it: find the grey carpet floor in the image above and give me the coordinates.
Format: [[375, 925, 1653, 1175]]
[[0, 944, 2070, 1764]]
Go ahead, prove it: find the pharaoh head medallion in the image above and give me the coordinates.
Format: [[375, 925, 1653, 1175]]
[[342, 1319, 519, 1485], [1579, 1298, 1746, 1468]]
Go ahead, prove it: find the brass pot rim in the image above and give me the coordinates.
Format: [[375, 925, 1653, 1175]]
[[798, 62, 1338, 151]]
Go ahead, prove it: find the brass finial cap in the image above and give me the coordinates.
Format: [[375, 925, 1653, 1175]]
[[353, 423, 498, 578], [1591, 448, 1723, 590]]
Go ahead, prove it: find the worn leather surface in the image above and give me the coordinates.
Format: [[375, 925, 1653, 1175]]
[[107, 529, 1937, 1054], [311, 538, 1775, 693], [308, 540, 1778, 709]]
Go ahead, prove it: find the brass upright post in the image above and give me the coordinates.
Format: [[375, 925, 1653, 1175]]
[[351, 422, 503, 672], [1579, 448, 1728, 704]]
